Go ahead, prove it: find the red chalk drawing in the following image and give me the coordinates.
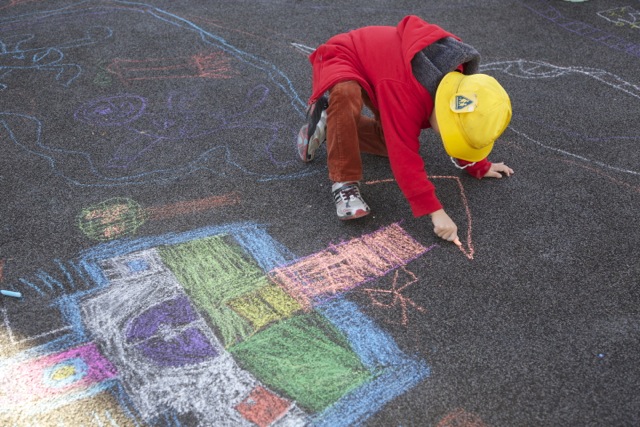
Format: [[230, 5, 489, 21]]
[[146, 193, 241, 221], [361, 266, 426, 326], [437, 408, 489, 427], [365, 177, 475, 259], [107, 52, 237, 83], [235, 386, 291, 427], [269, 223, 433, 308], [0, 0, 40, 11], [0, 258, 4, 282]]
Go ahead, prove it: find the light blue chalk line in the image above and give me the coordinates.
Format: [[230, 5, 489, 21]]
[[55, 259, 76, 290], [17, 277, 45, 296], [36, 270, 65, 291]]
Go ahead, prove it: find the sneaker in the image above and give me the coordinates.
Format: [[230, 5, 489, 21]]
[[297, 96, 328, 162], [332, 182, 370, 220]]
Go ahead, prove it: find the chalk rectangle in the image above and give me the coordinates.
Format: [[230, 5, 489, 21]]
[[269, 223, 428, 307]]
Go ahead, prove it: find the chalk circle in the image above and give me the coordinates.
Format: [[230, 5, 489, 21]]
[[43, 357, 88, 389], [78, 197, 147, 241], [74, 94, 146, 126]]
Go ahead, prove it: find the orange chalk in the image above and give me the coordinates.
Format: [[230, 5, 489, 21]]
[[453, 238, 462, 247]]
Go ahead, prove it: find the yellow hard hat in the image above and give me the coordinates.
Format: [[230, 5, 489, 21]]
[[435, 72, 512, 162]]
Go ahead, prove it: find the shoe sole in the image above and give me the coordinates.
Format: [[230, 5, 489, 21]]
[[338, 208, 370, 220], [297, 125, 323, 162]]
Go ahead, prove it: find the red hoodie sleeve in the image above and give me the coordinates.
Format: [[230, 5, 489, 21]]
[[376, 80, 443, 217], [456, 158, 492, 179]]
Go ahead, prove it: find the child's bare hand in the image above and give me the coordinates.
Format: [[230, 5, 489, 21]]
[[430, 209, 458, 242], [484, 162, 514, 178]]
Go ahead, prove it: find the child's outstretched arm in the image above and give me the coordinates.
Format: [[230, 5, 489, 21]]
[[483, 162, 514, 178]]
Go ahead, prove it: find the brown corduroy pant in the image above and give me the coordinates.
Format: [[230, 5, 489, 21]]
[[326, 81, 388, 183]]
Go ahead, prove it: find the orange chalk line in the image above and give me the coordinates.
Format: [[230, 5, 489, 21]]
[[362, 267, 426, 326], [146, 193, 240, 221], [365, 177, 475, 260], [269, 223, 431, 309]]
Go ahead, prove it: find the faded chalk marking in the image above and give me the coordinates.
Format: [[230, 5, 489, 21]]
[[519, 0, 640, 58], [78, 194, 240, 241], [145, 193, 240, 221], [290, 42, 316, 56], [106, 52, 237, 82], [509, 127, 640, 177], [437, 408, 488, 427], [597, 6, 640, 30]]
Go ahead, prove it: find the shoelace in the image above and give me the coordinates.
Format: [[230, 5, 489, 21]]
[[337, 185, 360, 201]]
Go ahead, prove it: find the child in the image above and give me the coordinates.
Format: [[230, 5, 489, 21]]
[[297, 15, 513, 243]]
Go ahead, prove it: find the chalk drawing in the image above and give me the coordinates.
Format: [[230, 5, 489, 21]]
[[436, 408, 488, 427], [77, 193, 240, 241], [0, 0, 41, 12], [598, 6, 640, 30], [0, 0, 312, 187], [269, 223, 436, 308], [362, 266, 426, 326], [291, 42, 316, 56], [0, 26, 113, 89], [107, 52, 237, 82], [365, 178, 476, 259], [78, 197, 147, 241], [519, 0, 640, 58], [481, 59, 640, 178], [2, 222, 432, 425]]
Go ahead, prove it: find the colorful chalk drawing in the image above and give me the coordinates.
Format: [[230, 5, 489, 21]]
[[519, 0, 640, 58], [0, 1, 311, 186], [1, 222, 433, 425], [598, 6, 640, 30], [480, 60, 640, 180]]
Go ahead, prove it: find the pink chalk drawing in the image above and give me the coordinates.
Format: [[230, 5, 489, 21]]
[[365, 177, 476, 260], [361, 266, 426, 326], [269, 223, 436, 308]]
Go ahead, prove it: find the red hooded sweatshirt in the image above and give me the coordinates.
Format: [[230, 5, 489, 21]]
[[308, 15, 491, 217]]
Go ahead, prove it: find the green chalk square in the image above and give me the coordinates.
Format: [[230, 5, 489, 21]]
[[229, 311, 372, 413], [159, 234, 269, 347], [227, 284, 302, 331]]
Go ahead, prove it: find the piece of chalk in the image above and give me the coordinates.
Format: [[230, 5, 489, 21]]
[[453, 238, 462, 247], [0, 289, 22, 298]]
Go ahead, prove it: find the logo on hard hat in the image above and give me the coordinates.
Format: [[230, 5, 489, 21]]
[[451, 93, 477, 113]]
